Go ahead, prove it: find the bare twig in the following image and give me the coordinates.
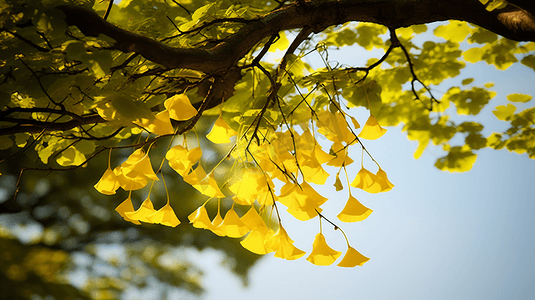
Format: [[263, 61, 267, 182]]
[[1, 29, 50, 52], [393, 29, 439, 111], [103, 0, 114, 20], [169, 0, 192, 16], [18, 57, 65, 110]]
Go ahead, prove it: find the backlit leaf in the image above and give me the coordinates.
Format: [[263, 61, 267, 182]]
[[434, 21, 471, 43], [493, 104, 516, 121], [435, 146, 477, 172], [165, 94, 198, 121], [507, 93, 532, 103], [306, 233, 341, 266]]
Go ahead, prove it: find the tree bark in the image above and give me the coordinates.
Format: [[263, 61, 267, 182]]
[[59, 0, 535, 74]]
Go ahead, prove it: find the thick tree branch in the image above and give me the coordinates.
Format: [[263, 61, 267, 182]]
[[58, 0, 535, 75], [0, 114, 105, 136]]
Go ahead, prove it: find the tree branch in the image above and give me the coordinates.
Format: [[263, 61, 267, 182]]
[[0, 114, 106, 136], [58, 0, 535, 75]]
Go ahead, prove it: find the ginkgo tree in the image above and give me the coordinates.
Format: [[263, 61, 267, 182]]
[[0, 0, 534, 271]]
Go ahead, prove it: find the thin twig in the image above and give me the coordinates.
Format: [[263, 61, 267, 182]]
[[1, 29, 50, 52], [390, 28, 439, 111], [315, 209, 339, 230], [103, 0, 114, 20], [170, 0, 191, 16], [18, 57, 65, 110]]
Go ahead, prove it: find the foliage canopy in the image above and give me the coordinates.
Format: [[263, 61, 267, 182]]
[[0, 0, 534, 298]]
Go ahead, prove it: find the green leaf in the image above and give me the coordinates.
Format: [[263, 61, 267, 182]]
[[461, 78, 474, 85], [434, 21, 471, 43], [324, 25, 358, 47], [56, 146, 87, 167], [269, 32, 290, 52], [486, 133, 506, 150], [0, 136, 13, 150], [75, 140, 96, 155], [458, 121, 484, 133], [435, 146, 477, 172], [111, 95, 154, 122], [463, 47, 486, 63], [507, 93, 532, 103], [407, 130, 430, 159], [412, 24, 428, 34], [485, 0, 508, 11], [192, 2, 217, 22], [493, 103, 516, 121], [465, 132, 487, 150], [14, 133, 30, 148], [334, 173, 343, 191], [355, 23, 386, 50], [346, 80, 382, 113], [36, 136, 66, 164], [444, 86, 495, 115], [467, 27, 498, 44], [521, 55, 535, 71]]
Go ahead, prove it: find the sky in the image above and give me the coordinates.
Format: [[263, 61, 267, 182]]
[[173, 28, 535, 300]]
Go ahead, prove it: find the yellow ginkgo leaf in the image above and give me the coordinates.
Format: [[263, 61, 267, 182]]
[[121, 148, 146, 165], [334, 173, 344, 191], [219, 207, 249, 238], [266, 225, 306, 260], [240, 227, 275, 255], [296, 130, 316, 153], [337, 195, 373, 222], [209, 209, 226, 236], [188, 205, 213, 230], [327, 142, 354, 167], [335, 112, 357, 145], [113, 149, 157, 191], [115, 196, 141, 225], [317, 111, 353, 144], [146, 202, 181, 227], [114, 166, 148, 191], [122, 151, 159, 181], [94, 167, 121, 195], [229, 168, 273, 206], [337, 246, 370, 267], [297, 151, 329, 185], [183, 165, 225, 198], [125, 196, 157, 223], [166, 146, 202, 177], [351, 167, 381, 193], [358, 115, 387, 140], [375, 168, 394, 192], [278, 182, 327, 221], [56, 146, 86, 166], [164, 94, 197, 121], [257, 189, 277, 207], [351, 167, 394, 193], [306, 233, 341, 266], [134, 110, 175, 136], [313, 144, 335, 164], [206, 115, 237, 144], [240, 206, 267, 230], [349, 115, 361, 130]]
